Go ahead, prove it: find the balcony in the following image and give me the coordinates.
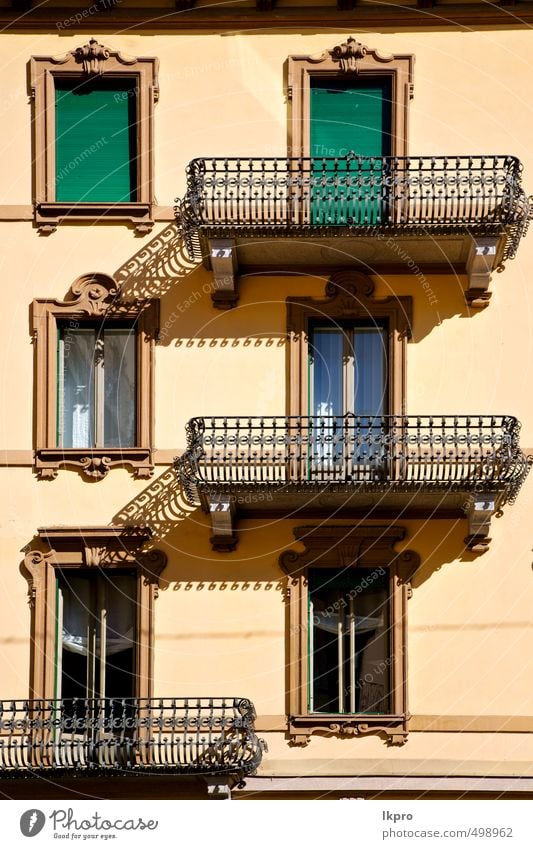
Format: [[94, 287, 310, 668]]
[[176, 155, 531, 308], [177, 415, 531, 551], [0, 697, 263, 779]]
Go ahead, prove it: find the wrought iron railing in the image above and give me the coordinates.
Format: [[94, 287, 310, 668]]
[[178, 415, 530, 504], [0, 697, 264, 775], [176, 154, 531, 262]]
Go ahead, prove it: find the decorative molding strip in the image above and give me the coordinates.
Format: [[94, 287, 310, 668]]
[[0, 205, 175, 222], [254, 714, 533, 733], [239, 776, 533, 794], [5, 8, 533, 29], [410, 715, 533, 733], [0, 448, 184, 467]]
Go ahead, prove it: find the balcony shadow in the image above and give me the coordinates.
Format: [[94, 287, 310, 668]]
[[109, 218, 475, 346], [112, 467, 288, 586], [113, 223, 199, 300]]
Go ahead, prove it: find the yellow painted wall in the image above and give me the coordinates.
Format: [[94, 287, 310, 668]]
[[0, 28, 533, 776]]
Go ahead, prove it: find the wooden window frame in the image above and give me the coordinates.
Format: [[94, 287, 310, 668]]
[[287, 36, 414, 158], [30, 38, 158, 233], [22, 526, 167, 701], [280, 524, 420, 746], [31, 272, 159, 480], [286, 269, 413, 419]]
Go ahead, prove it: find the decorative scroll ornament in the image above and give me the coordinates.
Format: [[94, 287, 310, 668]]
[[74, 38, 110, 76], [80, 455, 112, 479], [68, 273, 121, 316], [331, 37, 367, 73]]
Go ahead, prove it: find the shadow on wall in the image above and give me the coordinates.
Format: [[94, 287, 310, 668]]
[[114, 223, 198, 300], [111, 221, 475, 348], [112, 466, 290, 584]]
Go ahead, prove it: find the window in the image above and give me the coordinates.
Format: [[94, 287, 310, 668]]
[[309, 567, 390, 715], [280, 524, 419, 746], [288, 36, 413, 159], [287, 270, 412, 421], [288, 38, 413, 227], [58, 324, 136, 450], [54, 77, 138, 204], [23, 527, 167, 702], [309, 319, 389, 475], [30, 39, 158, 232], [31, 273, 158, 480], [58, 569, 137, 703]]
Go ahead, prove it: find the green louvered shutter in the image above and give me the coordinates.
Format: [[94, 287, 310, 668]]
[[55, 78, 137, 203], [310, 78, 391, 225]]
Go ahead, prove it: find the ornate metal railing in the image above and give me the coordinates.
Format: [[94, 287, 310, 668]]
[[176, 154, 531, 261], [178, 415, 530, 504], [0, 697, 264, 775]]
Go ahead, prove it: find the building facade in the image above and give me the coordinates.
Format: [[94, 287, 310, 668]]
[[0, 1, 533, 800]]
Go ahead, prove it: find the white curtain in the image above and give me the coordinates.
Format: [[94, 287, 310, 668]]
[[61, 329, 95, 448], [62, 575, 136, 657]]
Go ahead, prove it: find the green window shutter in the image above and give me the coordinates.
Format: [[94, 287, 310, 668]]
[[55, 77, 137, 203], [310, 79, 391, 225]]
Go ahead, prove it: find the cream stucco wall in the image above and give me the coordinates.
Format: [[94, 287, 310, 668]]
[[0, 27, 533, 779]]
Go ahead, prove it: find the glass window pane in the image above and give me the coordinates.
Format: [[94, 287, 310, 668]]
[[353, 575, 390, 714], [354, 327, 387, 416], [59, 574, 92, 702], [59, 328, 95, 448], [104, 329, 136, 447], [104, 574, 136, 700], [309, 569, 390, 715], [58, 572, 136, 702], [311, 328, 343, 417]]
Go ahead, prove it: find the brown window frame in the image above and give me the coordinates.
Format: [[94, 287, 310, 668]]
[[22, 526, 166, 701], [31, 272, 159, 480], [287, 36, 414, 158], [30, 38, 158, 233], [286, 269, 413, 419], [280, 524, 419, 746]]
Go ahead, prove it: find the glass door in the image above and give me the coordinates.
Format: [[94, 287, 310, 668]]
[[55, 570, 137, 760], [309, 323, 388, 479]]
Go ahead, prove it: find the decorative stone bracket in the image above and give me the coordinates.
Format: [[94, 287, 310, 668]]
[[288, 717, 409, 747], [465, 236, 499, 309], [208, 239, 239, 309], [209, 496, 237, 552], [464, 492, 499, 552]]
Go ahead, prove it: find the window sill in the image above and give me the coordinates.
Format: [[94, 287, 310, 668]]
[[34, 447, 154, 480], [35, 202, 154, 234], [289, 713, 409, 746]]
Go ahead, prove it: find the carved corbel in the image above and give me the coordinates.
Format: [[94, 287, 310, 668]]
[[22, 549, 55, 607], [464, 492, 499, 552], [74, 39, 111, 76], [208, 239, 239, 309], [84, 546, 107, 567], [209, 497, 237, 552], [205, 777, 232, 799], [139, 549, 168, 599], [330, 37, 367, 73], [465, 236, 499, 309]]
